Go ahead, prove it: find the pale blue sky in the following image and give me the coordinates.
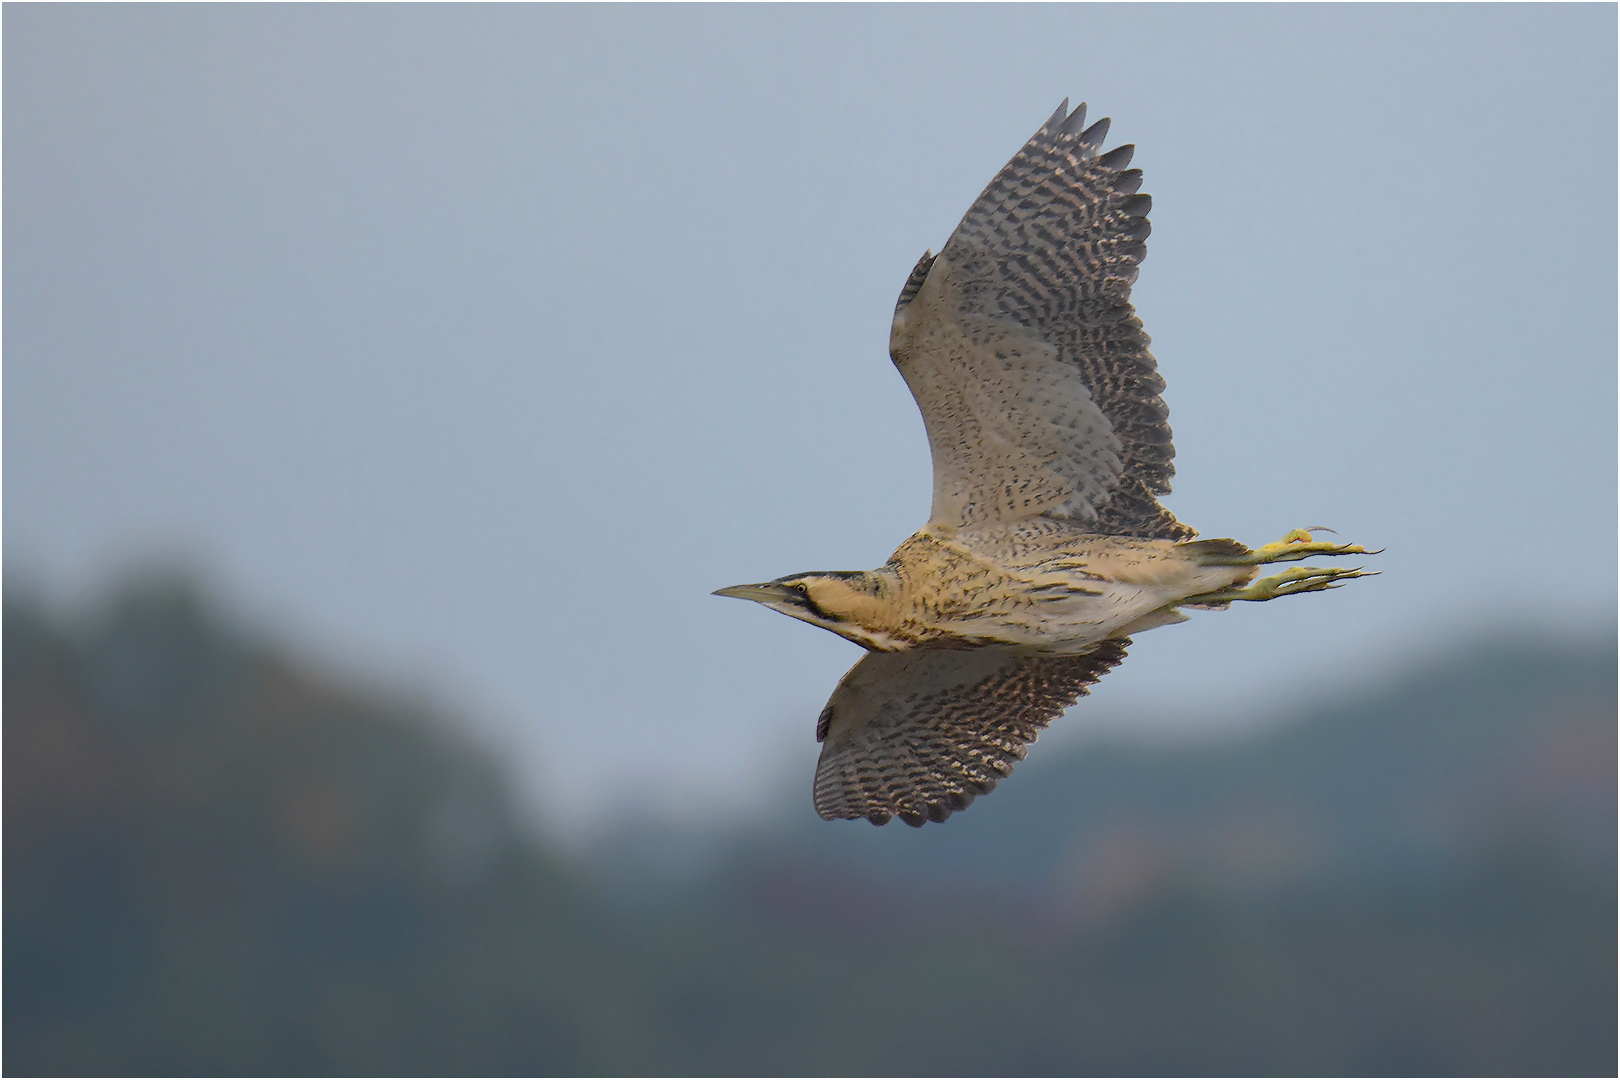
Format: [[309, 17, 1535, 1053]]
[[7, 5, 1615, 837]]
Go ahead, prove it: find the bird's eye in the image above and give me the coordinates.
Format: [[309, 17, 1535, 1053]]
[[792, 583, 810, 595]]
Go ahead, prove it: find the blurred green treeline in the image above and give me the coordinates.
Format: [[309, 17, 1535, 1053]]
[[5, 578, 1615, 1076]]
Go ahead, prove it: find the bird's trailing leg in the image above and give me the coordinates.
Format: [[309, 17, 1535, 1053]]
[[1199, 526, 1379, 567], [1184, 527, 1379, 604], [1184, 563, 1375, 604]]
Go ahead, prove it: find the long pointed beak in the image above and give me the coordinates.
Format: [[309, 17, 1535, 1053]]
[[712, 582, 792, 603]]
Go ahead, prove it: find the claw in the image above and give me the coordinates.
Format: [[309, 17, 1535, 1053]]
[[1192, 530, 1381, 568], [1246, 540, 1370, 565], [1184, 562, 1376, 605]]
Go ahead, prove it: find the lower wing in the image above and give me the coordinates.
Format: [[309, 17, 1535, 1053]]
[[812, 640, 1129, 826]]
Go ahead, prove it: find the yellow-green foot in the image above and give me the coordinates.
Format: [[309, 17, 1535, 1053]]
[[1188, 564, 1377, 604], [1204, 527, 1379, 567]]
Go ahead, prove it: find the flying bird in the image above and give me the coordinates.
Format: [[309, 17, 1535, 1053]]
[[715, 101, 1376, 827]]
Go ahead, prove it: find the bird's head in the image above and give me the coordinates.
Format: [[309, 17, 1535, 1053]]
[[712, 570, 901, 650]]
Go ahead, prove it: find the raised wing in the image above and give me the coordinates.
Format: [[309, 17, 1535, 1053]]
[[812, 640, 1129, 826], [890, 100, 1190, 539]]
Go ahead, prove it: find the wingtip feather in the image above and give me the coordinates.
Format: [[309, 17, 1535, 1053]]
[[1045, 99, 1070, 133], [1097, 143, 1135, 171], [1058, 101, 1088, 136], [1078, 117, 1112, 151]]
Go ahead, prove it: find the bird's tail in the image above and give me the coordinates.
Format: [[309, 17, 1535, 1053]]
[[1178, 538, 1251, 565]]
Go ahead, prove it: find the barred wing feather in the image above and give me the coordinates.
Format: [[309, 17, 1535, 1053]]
[[812, 640, 1130, 826], [890, 100, 1190, 539]]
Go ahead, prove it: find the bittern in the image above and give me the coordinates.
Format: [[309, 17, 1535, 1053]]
[[716, 101, 1376, 827]]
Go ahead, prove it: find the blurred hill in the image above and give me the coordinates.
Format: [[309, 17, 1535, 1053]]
[[5, 575, 1614, 1076]]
